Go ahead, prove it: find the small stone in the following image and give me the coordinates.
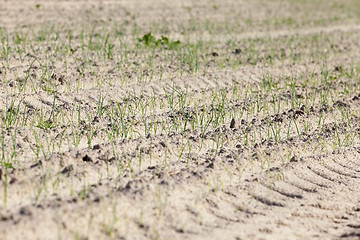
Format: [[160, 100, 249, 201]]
[[230, 118, 236, 128], [82, 155, 92, 162]]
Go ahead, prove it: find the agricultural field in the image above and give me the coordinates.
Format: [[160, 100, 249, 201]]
[[0, 0, 360, 239]]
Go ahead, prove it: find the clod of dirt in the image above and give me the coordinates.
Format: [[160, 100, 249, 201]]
[[58, 75, 65, 85], [268, 167, 280, 173], [211, 52, 219, 57], [273, 114, 283, 123], [0, 212, 13, 221], [233, 48, 242, 54], [300, 105, 306, 112], [92, 116, 99, 123], [230, 118, 236, 128], [293, 110, 304, 119], [30, 160, 42, 169], [207, 162, 214, 169], [9, 177, 17, 184], [320, 104, 329, 113], [60, 165, 73, 175], [124, 179, 146, 191], [19, 206, 32, 217], [251, 152, 259, 160], [82, 155, 93, 162], [333, 100, 349, 108], [340, 232, 360, 238], [334, 66, 343, 72], [290, 156, 298, 162]]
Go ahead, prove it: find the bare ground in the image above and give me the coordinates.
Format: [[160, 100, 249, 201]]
[[0, 1, 360, 240]]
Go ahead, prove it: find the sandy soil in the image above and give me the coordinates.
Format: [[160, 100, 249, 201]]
[[0, 1, 360, 239]]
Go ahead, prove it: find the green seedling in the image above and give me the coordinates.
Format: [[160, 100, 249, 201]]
[[138, 33, 180, 49]]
